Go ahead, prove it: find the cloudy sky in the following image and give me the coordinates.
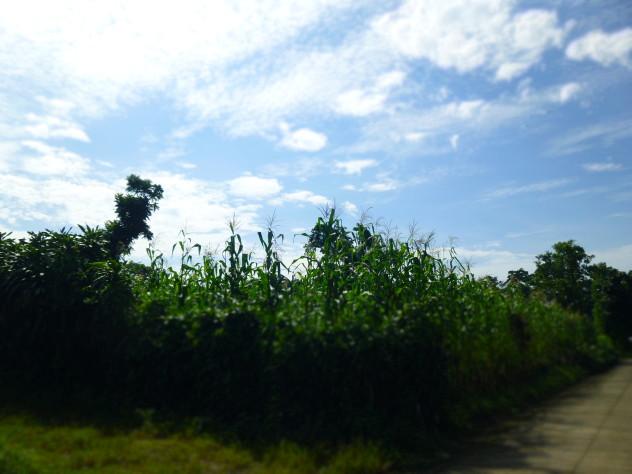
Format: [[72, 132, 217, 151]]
[[1, 0, 632, 277]]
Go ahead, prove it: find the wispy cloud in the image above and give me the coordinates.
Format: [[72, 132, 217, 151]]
[[344, 173, 427, 193], [505, 228, 551, 239], [157, 146, 186, 161], [24, 113, 90, 142], [548, 119, 632, 156], [0, 0, 362, 120], [486, 178, 572, 199], [566, 28, 632, 67], [355, 81, 584, 154], [0, 0, 580, 143], [270, 190, 330, 207], [582, 162, 622, 172], [261, 157, 326, 182], [176, 162, 197, 170], [594, 243, 632, 271], [334, 70, 405, 117], [334, 159, 378, 175]]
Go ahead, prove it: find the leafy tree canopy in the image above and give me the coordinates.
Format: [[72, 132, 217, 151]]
[[105, 174, 164, 258], [533, 240, 593, 314]]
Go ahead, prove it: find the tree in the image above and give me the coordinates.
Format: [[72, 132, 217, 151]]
[[590, 263, 632, 349], [505, 268, 532, 296], [532, 240, 593, 314], [105, 175, 164, 258]]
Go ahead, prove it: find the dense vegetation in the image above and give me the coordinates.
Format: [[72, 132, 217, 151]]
[[1, 175, 629, 456]]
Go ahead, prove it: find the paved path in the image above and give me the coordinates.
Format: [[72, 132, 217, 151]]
[[435, 360, 632, 473]]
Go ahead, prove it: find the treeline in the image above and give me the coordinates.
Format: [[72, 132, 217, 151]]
[[0, 176, 627, 445], [485, 241, 632, 352]]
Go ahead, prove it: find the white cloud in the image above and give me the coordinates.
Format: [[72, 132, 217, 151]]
[[271, 190, 330, 207], [594, 243, 632, 272], [20, 140, 90, 177], [486, 178, 571, 199], [364, 178, 399, 192], [341, 200, 359, 217], [334, 89, 388, 117], [334, 70, 405, 117], [456, 247, 534, 278], [176, 161, 197, 170], [450, 134, 460, 150], [334, 159, 378, 175], [0, 142, 21, 172], [0, 0, 360, 118], [24, 113, 90, 142], [0, 168, 268, 262], [279, 123, 327, 152], [227, 175, 282, 199], [582, 162, 622, 172], [373, 0, 569, 81], [142, 171, 261, 250], [404, 132, 426, 143], [96, 160, 114, 168], [557, 82, 582, 103], [566, 28, 632, 67], [0, 0, 582, 146], [0, 173, 119, 226]]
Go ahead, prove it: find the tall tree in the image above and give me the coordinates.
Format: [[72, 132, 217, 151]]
[[105, 174, 164, 258], [590, 263, 632, 349], [533, 240, 593, 314]]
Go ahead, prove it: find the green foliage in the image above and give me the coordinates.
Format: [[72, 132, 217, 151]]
[[105, 174, 164, 257], [589, 263, 632, 351], [505, 268, 532, 297], [533, 240, 593, 314], [0, 181, 625, 451], [0, 226, 132, 394], [530, 241, 631, 352]]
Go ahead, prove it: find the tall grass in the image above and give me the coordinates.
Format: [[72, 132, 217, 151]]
[[0, 209, 617, 446]]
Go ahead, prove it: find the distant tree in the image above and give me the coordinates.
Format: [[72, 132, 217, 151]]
[[505, 268, 532, 296], [105, 174, 164, 258], [532, 240, 593, 314], [590, 263, 632, 349], [479, 275, 501, 288]]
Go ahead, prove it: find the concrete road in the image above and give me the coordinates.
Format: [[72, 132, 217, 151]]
[[435, 360, 632, 473]]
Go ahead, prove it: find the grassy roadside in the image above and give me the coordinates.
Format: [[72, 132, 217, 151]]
[[0, 413, 390, 474], [1, 361, 615, 474]]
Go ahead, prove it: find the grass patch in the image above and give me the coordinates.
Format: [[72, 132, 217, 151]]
[[0, 415, 390, 474]]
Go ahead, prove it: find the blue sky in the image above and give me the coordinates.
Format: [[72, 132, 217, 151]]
[[1, 0, 632, 277]]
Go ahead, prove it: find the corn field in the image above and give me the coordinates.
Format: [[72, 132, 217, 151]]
[[0, 176, 625, 444]]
